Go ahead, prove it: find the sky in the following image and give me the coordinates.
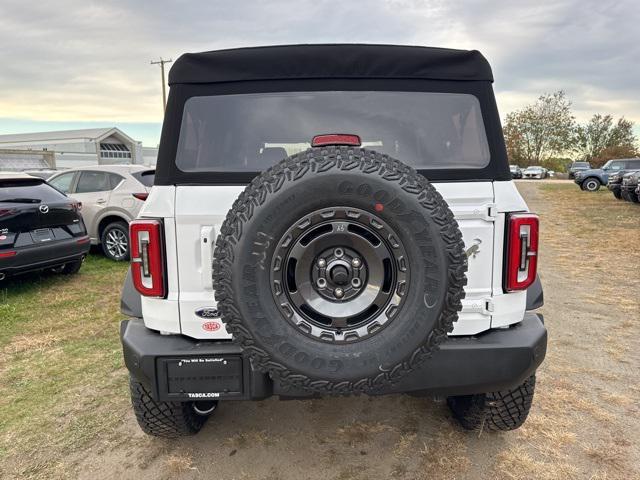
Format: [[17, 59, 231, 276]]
[[0, 0, 638, 146]]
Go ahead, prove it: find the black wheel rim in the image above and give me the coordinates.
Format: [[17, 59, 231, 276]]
[[271, 207, 409, 343]]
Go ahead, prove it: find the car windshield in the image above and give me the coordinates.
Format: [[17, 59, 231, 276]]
[[175, 91, 491, 172], [573, 162, 589, 167]]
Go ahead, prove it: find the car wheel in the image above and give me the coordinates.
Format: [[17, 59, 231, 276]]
[[129, 376, 211, 438], [630, 191, 640, 203], [448, 375, 536, 431], [583, 178, 600, 192], [213, 146, 467, 395], [101, 221, 130, 261], [61, 258, 83, 275], [613, 190, 623, 200]]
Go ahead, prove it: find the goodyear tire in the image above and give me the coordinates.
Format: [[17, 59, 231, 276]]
[[213, 147, 467, 394], [129, 376, 212, 438], [448, 375, 536, 431]]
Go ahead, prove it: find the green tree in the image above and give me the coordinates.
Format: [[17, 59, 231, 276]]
[[573, 114, 637, 167], [503, 90, 575, 166]]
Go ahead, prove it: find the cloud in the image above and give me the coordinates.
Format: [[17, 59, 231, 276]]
[[0, 0, 638, 141]]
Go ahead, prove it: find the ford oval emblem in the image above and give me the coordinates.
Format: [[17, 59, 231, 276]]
[[195, 307, 220, 319]]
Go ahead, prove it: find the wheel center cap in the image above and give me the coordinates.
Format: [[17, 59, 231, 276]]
[[330, 265, 349, 285]]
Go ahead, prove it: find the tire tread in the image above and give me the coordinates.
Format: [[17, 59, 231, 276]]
[[129, 376, 206, 438], [212, 146, 467, 395], [447, 375, 536, 432]]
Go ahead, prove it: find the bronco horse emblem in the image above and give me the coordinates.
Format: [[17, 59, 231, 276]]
[[465, 238, 482, 259]]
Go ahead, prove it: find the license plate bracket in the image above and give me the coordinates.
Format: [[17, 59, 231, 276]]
[[31, 228, 53, 243], [157, 356, 243, 400]]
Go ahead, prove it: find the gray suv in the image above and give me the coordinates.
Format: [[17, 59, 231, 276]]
[[48, 165, 154, 260], [574, 158, 640, 191]]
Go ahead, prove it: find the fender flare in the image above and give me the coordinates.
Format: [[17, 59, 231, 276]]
[[120, 267, 142, 318], [526, 275, 544, 310]]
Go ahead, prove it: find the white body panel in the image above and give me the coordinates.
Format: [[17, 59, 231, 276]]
[[139, 181, 529, 339]]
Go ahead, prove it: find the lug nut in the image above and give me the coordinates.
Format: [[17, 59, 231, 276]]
[[351, 278, 361, 288], [317, 278, 327, 288], [351, 257, 361, 268], [317, 258, 327, 268], [334, 287, 344, 298], [334, 248, 344, 258]]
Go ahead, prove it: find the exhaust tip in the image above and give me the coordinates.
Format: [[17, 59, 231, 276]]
[[193, 400, 218, 416]]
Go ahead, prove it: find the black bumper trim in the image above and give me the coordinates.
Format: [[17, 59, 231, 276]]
[[0, 236, 90, 275], [121, 313, 547, 401]]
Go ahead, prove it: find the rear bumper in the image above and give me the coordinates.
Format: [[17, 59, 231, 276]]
[[121, 313, 547, 401], [0, 236, 90, 276]]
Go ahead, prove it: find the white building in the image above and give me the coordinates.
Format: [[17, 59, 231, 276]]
[[0, 127, 158, 170]]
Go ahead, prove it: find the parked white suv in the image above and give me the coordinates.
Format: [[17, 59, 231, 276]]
[[48, 165, 154, 260], [119, 45, 547, 438]]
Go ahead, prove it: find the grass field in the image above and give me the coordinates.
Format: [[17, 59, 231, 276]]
[[0, 255, 129, 478], [0, 182, 639, 479]]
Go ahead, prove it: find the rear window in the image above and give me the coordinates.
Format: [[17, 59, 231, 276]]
[[175, 91, 490, 173], [573, 162, 589, 167], [0, 179, 67, 203], [131, 170, 155, 187]]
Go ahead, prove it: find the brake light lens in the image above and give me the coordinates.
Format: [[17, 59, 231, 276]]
[[132, 193, 149, 201], [0, 250, 17, 258], [311, 134, 361, 147], [130, 219, 165, 297], [505, 213, 539, 292]]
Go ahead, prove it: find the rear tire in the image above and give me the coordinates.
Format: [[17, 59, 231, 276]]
[[129, 376, 212, 438], [629, 191, 640, 203], [61, 258, 83, 275], [447, 375, 536, 432], [613, 189, 622, 200], [582, 178, 601, 192], [101, 221, 129, 261]]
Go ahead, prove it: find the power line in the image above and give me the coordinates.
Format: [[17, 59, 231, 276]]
[[150, 58, 173, 112]]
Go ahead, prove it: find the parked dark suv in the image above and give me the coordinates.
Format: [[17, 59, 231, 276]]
[[568, 161, 590, 179], [621, 170, 640, 203], [574, 158, 640, 191], [0, 173, 90, 279], [509, 165, 523, 179], [607, 170, 626, 199]]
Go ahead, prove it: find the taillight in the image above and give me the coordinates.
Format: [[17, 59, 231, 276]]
[[132, 193, 149, 201], [505, 213, 539, 292], [311, 134, 361, 147], [0, 208, 17, 217], [0, 250, 17, 258], [130, 219, 166, 297]]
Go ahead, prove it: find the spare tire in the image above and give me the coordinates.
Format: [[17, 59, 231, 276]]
[[212, 146, 467, 394]]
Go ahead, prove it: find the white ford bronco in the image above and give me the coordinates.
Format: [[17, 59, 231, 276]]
[[120, 44, 546, 437]]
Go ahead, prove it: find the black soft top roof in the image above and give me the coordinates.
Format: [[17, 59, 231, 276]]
[[169, 44, 493, 85]]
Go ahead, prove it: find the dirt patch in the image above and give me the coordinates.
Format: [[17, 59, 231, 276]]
[[1, 183, 639, 479]]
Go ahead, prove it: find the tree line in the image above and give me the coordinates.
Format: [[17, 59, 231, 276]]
[[503, 90, 638, 170]]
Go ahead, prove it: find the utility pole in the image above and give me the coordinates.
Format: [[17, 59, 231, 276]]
[[151, 58, 173, 112]]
